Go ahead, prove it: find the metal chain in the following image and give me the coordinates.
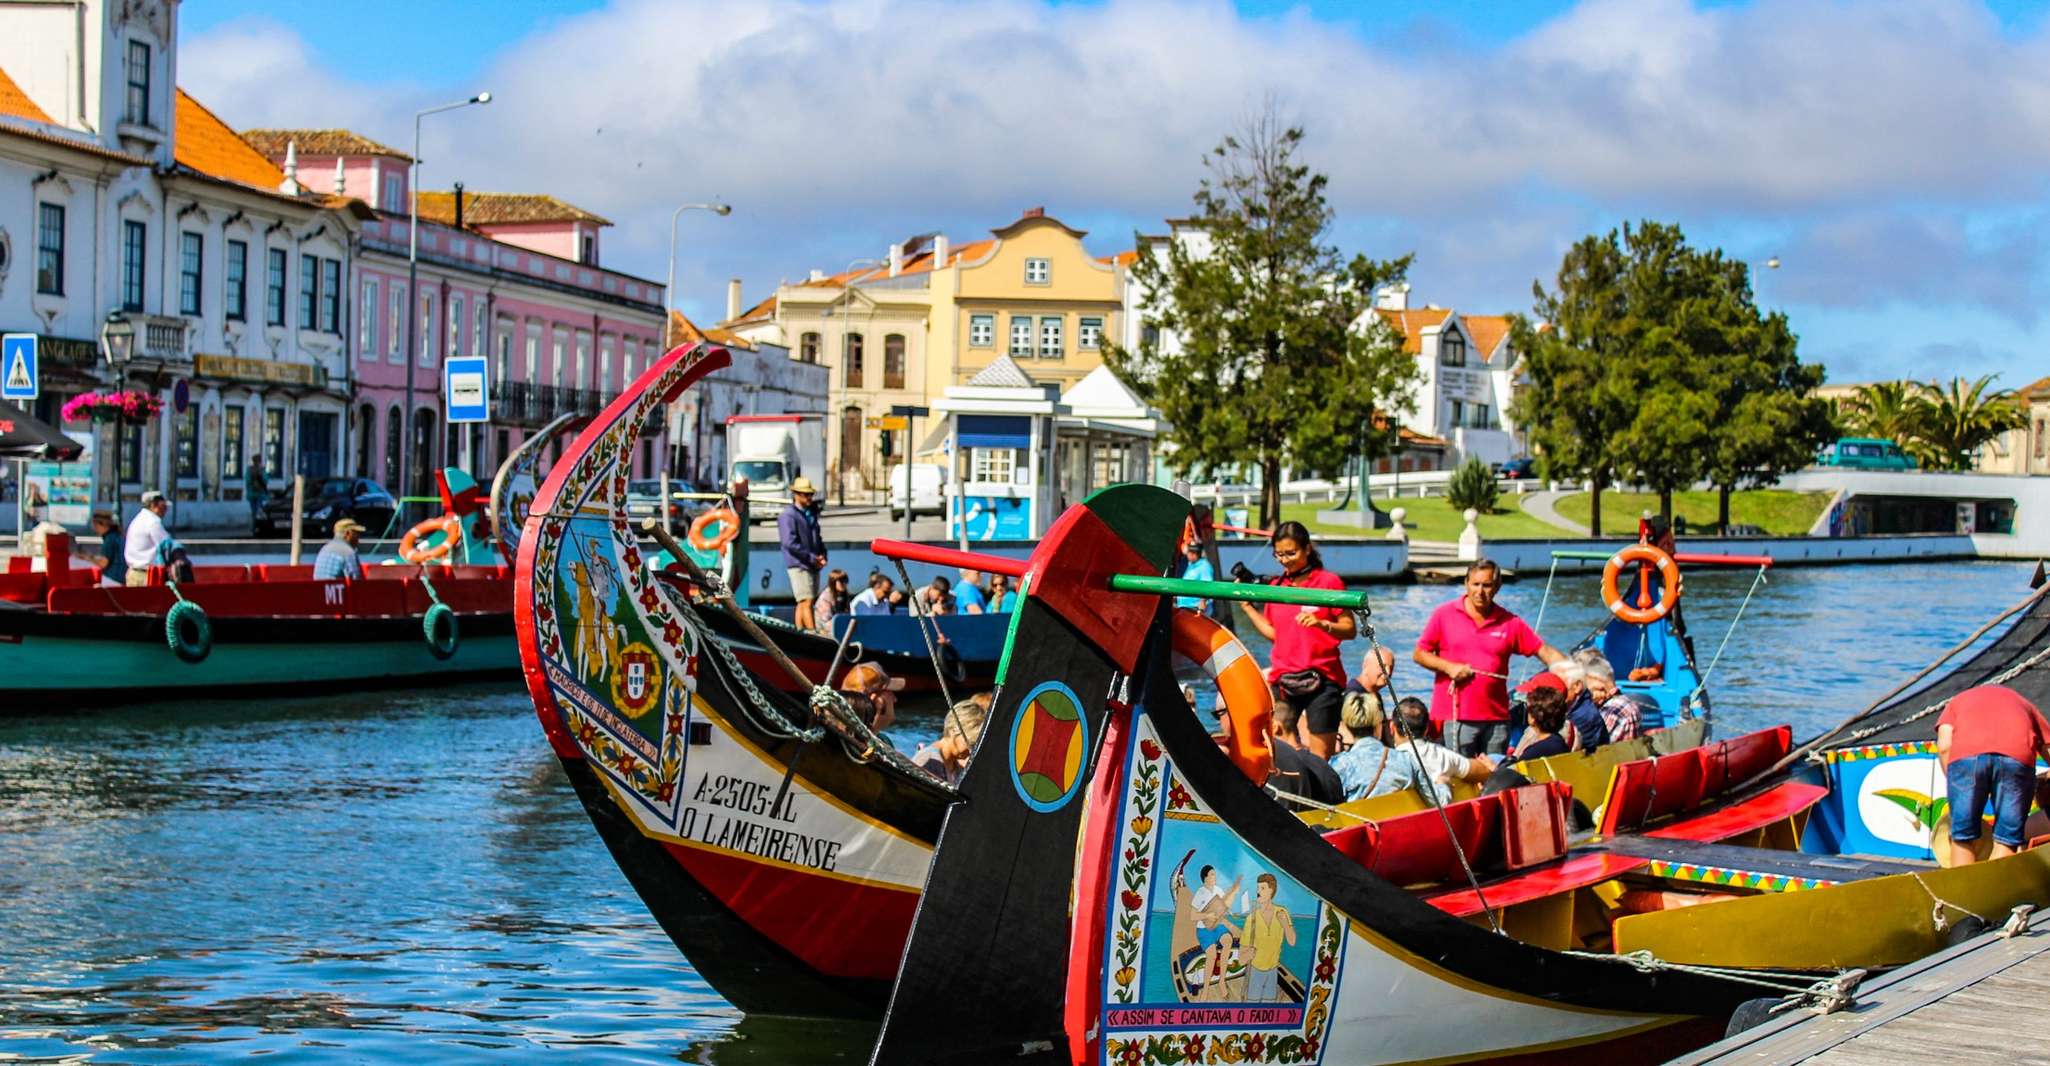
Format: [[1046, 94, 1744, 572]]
[[674, 598, 822, 743]]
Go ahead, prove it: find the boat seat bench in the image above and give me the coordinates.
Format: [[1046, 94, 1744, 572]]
[[1597, 835, 1931, 890]]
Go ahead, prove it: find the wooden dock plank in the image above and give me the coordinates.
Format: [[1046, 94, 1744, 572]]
[[1671, 912, 2050, 1065]]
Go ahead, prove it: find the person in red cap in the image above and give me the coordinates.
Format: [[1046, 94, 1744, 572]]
[[1937, 683, 2050, 866], [1414, 560, 1566, 757]]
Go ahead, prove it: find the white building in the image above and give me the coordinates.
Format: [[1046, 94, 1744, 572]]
[[0, 0, 360, 527], [667, 292, 829, 486]]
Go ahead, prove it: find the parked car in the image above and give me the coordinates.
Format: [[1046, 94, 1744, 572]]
[[255, 477, 397, 537], [623, 478, 709, 526], [1494, 457, 1537, 479], [889, 462, 949, 521], [1815, 437, 1915, 471]]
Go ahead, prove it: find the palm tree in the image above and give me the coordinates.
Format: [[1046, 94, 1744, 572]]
[[1913, 376, 2027, 471], [1842, 380, 1930, 446]]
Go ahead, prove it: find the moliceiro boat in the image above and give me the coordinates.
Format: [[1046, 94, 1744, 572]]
[[866, 517, 2050, 1064]]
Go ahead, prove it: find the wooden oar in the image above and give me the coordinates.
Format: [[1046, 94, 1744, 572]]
[[640, 517, 816, 692], [1762, 578, 2050, 777]]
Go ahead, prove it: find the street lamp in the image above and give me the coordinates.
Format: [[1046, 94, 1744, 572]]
[[665, 201, 731, 482], [99, 310, 135, 508], [399, 90, 490, 518]]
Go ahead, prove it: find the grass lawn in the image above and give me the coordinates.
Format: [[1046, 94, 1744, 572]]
[[1279, 492, 1563, 543], [1551, 490, 1831, 537]]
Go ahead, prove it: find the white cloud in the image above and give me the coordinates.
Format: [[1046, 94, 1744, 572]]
[[180, 0, 2050, 379]]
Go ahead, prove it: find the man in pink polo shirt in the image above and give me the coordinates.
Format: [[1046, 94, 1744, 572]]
[[1414, 559, 1566, 757]]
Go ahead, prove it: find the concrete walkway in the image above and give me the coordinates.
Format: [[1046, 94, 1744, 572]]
[[1519, 490, 1590, 535]]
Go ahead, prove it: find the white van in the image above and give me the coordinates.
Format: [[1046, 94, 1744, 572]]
[[889, 463, 948, 520]]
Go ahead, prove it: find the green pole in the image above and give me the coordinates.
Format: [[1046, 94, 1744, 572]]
[[1108, 573, 1370, 611]]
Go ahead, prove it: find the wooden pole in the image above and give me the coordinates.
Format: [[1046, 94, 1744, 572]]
[[642, 518, 815, 691], [288, 473, 306, 565]]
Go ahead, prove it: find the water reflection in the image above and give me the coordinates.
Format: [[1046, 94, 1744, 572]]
[[0, 560, 2033, 1062]]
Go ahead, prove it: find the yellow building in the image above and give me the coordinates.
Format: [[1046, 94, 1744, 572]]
[[721, 208, 1126, 496]]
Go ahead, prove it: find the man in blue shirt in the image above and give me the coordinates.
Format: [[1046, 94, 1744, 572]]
[[779, 477, 827, 629], [954, 568, 988, 614], [1174, 540, 1214, 612]]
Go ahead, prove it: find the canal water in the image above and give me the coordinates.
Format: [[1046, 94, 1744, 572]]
[[0, 559, 2032, 1063]]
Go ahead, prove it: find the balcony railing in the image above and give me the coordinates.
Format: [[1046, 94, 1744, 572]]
[[487, 381, 610, 426]]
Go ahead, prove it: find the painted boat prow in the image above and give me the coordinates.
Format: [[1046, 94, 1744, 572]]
[[869, 483, 1189, 1064]]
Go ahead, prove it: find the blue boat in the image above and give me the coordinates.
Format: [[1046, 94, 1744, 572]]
[[1540, 531, 1774, 730], [831, 610, 1011, 677]]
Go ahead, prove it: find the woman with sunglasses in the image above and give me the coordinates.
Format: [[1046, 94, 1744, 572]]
[[1235, 521, 1355, 758]]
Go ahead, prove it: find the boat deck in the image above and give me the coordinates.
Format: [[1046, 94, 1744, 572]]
[[1672, 908, 2050, 1065]]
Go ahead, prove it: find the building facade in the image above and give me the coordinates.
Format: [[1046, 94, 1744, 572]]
[[666, 305, 828, 486], [0, 1, 361, 528], [242, 132, 671, 501], [722, 208, 1127, 497]]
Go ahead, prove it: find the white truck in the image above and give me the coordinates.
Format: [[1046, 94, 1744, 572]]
[[725, 414, 827, 519]]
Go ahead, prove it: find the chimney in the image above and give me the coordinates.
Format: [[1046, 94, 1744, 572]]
[[809, 268, 827, 282], [888, 242, 903, 277], [453, 182, 466, 229], [332, 157, 345, 196], [1376, 283, 1410, 312], [1022, 206, 1044, 220], [279, 139, 301, 195], [726, 278, 742, 323], [933, 235, 950, 269]]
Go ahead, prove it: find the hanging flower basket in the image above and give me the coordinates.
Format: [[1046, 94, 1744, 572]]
[[61, 390, 163, 424]]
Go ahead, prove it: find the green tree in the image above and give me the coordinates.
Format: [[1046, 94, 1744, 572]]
[[1104, 111, 1418, 527], [1698, 271, 1834, 531], [1512, 234, 1632, 536], [1842, 381, 1930, 445], [1446, 456, 1500, 514], [1912, 376, 2027, 471]]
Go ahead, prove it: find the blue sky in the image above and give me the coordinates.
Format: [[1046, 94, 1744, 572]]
[[177, 0, 2050, 389]]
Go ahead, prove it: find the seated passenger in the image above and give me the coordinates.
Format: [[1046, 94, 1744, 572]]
[[1557, 656, 1606, 752], [850, 573, 900, 616], [1266, 700, 1346, 809], [1328, 693, 1415, 801], [1392, 697, 1494, 804], [913, 692, 991, 785], [1581, 655, 1641, 743], [1510, 686, 1571, 762], [837, 661, 904, 733]]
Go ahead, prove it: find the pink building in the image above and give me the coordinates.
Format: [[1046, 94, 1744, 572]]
[[244, 130, 669, 498]]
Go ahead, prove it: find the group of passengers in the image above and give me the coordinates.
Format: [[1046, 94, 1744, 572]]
[[810, 568, 1019, 632], [1193, 522, 1664, 813]]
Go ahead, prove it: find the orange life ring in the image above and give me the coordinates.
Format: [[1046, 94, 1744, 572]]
[[399, 516, 461, 563], [1171, 608, 1272, 784], [1601, 543, 1682, 625], [687, 507, 741, 552]]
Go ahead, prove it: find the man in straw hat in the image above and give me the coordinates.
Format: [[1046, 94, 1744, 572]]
[[779, 475, 828, 630]]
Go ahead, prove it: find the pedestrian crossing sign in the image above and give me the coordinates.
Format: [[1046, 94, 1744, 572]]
[[1, 334, 35, 401]]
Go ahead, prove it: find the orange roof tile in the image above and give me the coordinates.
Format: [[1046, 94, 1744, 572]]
[[0, 65, 52, 124], [242, 128, 409, 160], [1373, 307, 1454, 354], [174, 89, 288, 191], [1098, 249, 1139, 267], [667, 309, 754, 351], [723, 294, 777, 328], [795, 238, 997, 291], [1461, 314, 1513, 358], [416, 191, 610, 227]]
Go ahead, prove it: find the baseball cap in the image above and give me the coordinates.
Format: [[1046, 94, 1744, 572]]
[[1516, 671, 1568, 695], [140, 489, 166, 504], [838, 661, 905, 694]]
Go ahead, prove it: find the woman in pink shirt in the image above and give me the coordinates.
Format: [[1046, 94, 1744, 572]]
[[1236, 522, 1355, 759]]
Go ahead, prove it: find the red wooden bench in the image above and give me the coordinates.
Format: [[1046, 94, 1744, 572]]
[[1597, 725, 1815, 838]]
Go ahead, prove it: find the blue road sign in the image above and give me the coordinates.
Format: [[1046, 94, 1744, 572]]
[[1, 334, 36, 401], [445, 356, 489, 424]]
